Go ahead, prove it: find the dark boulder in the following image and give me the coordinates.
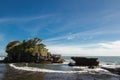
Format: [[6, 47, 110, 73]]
[[69, 57, 99, 67], [52, 54, 64, 63], [101, 67, 120, 75]]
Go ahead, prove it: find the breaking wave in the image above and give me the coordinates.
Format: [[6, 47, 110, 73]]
[[100, 62, 120, 69], [9, 63, 115, 75]]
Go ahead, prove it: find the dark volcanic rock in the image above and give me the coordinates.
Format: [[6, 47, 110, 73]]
[[4, 38, 64, 64], [101, 67, 120, 75], [52, 54, 64, 63], [69, 57, 99, 67], [3, 54, 64, 64]]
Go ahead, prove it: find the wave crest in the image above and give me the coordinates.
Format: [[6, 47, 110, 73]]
[[9, 64, 112, 75]]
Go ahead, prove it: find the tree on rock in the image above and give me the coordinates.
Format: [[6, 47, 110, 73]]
[[4, 38, 52, 63]]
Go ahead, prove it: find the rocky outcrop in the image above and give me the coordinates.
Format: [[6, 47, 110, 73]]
[[101, 67, 120, 75], [52, 54, 64, 63], [3, 54, 64, 64], [4, 38, 64, 64], [69, 57, 99, 68]]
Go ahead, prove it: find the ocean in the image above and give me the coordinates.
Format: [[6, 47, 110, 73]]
[[0, 56, 120, 80]]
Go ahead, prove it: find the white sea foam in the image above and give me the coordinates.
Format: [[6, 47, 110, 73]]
[[10, 64, 77, 73], [100, 62, 120, 69], [9, 64, 113, 75], [62, 59, 73, 64]]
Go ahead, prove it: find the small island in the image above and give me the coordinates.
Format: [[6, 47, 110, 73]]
[[3, 38, 64, 63]]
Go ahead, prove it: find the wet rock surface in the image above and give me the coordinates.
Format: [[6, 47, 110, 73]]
[[69, 57, 99, 67]]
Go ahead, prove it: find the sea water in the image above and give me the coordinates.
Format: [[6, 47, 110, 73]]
[[0, 56, 120, 80], [63, 56, 120, 64]]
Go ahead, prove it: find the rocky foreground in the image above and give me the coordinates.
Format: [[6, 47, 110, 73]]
[[101, 67, 120, 75], [3, 54, 64, 64]]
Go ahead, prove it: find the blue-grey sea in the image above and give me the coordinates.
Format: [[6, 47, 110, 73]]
[[0, 56, 120, 80]]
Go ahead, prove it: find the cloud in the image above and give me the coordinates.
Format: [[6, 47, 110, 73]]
[[0, 14, 55, 37], [43, 30, 105, 42], [46, 40, 120, 56], [0, 33, 6, 56], [0, 14, 53, 23], [21, 25, 42, 37], [98, 41, 120, 49], [50, 10, 120, 35], [44, 33, 76, 42], [0, 33, 5, 42], [0, 18, 14, 23], [0, 49, 6, 56], [54, 13, 120, 40]]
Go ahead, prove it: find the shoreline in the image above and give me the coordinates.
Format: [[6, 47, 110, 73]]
[[1, 56, 120, 80], [0, 62, 119, 80], [9, 63, 115, 75]]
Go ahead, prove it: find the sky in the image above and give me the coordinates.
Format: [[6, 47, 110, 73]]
[[0, 0, 120, 56]]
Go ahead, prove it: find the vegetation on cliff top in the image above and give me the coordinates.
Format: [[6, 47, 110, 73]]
[[4, 38, 63, 63]]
